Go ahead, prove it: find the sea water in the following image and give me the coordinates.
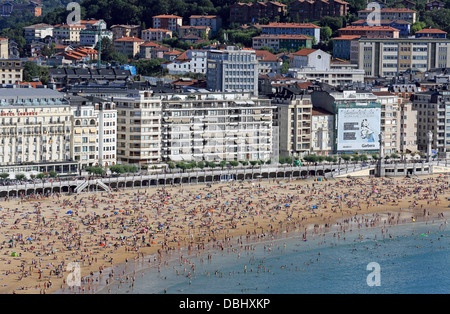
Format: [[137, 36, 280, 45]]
[[99, 218, 450, 294]]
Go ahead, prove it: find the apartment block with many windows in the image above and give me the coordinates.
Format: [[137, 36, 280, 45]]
[[351, 38, 450, 78], [159, 92, 274, 162], [115, 90, 162, 165]]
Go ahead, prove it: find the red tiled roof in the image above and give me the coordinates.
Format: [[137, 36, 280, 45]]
[[190, 15, 218, 19], [255, 50, 280, 62], [339, 26, 399, 32], [415, 28, 447, 34], [293, 48, 317, 56], [140, 41, 163, 47], [114, 36, 144, 42], [262, 22, 320, 29], [143, 28, 172, 32], [359, 8, 415, 13], [153, 15, 182, 19], [333, 35, 361, 40]]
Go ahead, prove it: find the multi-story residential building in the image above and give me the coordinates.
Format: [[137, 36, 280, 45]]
[[412, 90, 450, 157], [77, 19, 110, 47], [289, 0, 349, 21], [94, 97, 117, 167], [0, 1, 42, 17], [338, 25, 400, 38], [289, 49, 365, 85], [311, 107, 334, 156], [110, 24, 141, 40], [141, 28, 173, 42], [0, 88, 73, 173], [23, 23, 53, 44], [160, 91, 274, 162], [415, 29, 447, 39], [53, 24, 86, 45], [261, 22, 321, 44], [351, 37, 450, 78], [229, 1, 287, 25], [69, 95, 117, 169], [255, 50, 282, 75], [311, 89, 382, 155], [351, 19, 411, 37], [80, 29, 113, 48], [0, 37, 8, 59], [0, 59, 22, 84], [139, 41, 166, 59], [272, 87, 313, 157], [115, 90, 162, 165], [152, 15, 183, 32], [78, 19, 107, 31], [69, 95, 99, 170], [177, 26, 210, 39], [358, 8, 416, 24], [206, 46, 259, 95], [399, 101, 417, 154], [252, 34, 313, 52], [290, 48, 330, 69], [114, 36, 144, 58], [332, 35, 361, 60], [373, 91, 402, 155], [425, 0, 445, 11], [162, 49, 208, 75], [189, 15, 222, 36]]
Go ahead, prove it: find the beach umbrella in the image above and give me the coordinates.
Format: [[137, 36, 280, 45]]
[[66, 210, 72, 214], [11, 252, 18, 257], [27, 237, 33, 241]]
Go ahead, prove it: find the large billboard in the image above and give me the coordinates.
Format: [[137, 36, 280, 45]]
[[337, 107, 381, 151]]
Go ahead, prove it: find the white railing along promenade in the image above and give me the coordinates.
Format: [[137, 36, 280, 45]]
[[0, 159, 448, 195]]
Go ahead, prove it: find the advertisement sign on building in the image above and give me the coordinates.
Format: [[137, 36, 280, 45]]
[[337, 107, 381, 151]]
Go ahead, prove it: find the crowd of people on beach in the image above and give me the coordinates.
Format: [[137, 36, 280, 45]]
[[0, 174, 448, 294]]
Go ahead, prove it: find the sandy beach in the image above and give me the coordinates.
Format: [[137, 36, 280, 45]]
[[0, 174, 448, 294]]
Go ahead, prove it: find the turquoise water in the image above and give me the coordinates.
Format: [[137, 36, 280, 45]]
[[99, 218, 450, 294]]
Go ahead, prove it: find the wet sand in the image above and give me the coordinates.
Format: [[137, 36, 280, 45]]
[[0, 174, 448, 294]]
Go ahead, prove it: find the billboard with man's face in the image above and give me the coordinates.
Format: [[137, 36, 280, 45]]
[[337, 107, 381, 151]]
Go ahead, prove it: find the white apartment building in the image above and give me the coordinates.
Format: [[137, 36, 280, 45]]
[[152, 15, 182, 32], [351, 38, 450, 78], [289, 48, 365, 86], [206, 46, 259, 95], [79, 30, 113, 48], [373, 91, 402, 155], [311, 108, 334, 156], [0, 88, 72, 167], [115, 90, 162, 165], [189, 15, 222, 36], [159, 92, 274, 162], [53, 24, 86, 45], [69, 95, 117, 169], [163, 49, 208, 75], [412, 90, 450, 157], [272, 91, 313, 157], [23, 23, 53, 44], [0, 59, 22, 85], [399, 101, 417, 154], [141, 28, 173, 42]]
